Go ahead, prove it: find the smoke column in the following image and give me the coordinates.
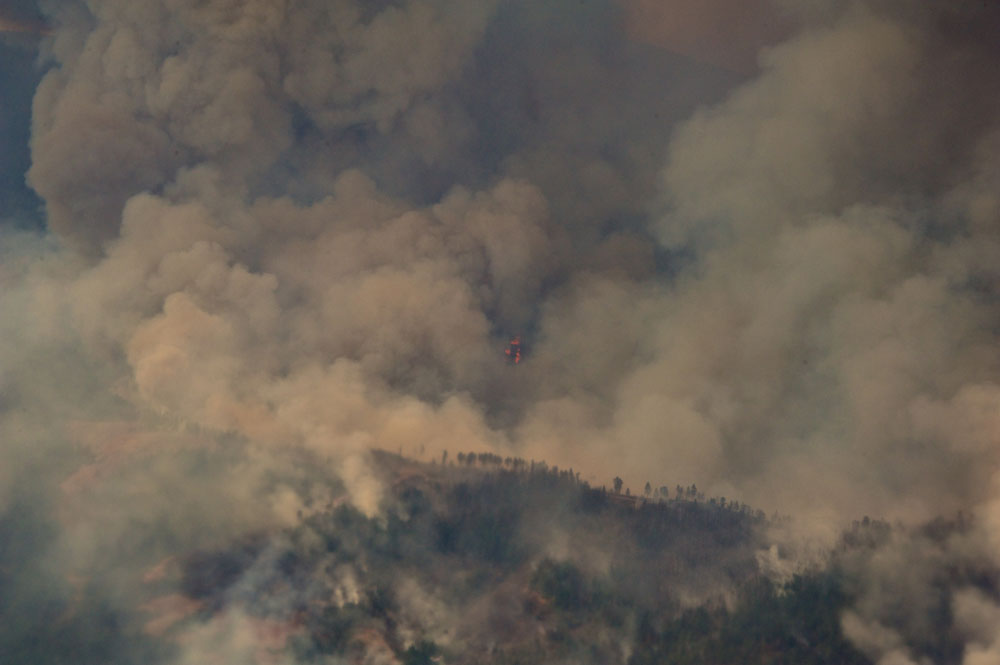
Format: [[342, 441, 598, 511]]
[[3, 0, 1000, 661]]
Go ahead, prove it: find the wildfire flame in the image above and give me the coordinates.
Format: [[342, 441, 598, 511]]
[[505, 336, 522, 364]]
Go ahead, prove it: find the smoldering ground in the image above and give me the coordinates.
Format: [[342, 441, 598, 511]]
[[3, 0, 1000, 662]]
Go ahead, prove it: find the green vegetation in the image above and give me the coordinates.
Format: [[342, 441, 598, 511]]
[[403, 640, 440, 665], [172, 453, 868, 664], [5, 450, 995, 665], [630, 573, 868, 665]]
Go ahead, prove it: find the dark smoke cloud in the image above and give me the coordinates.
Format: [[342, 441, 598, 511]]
[[0, 1, 47, 228], [3, 0, 1000, 661]]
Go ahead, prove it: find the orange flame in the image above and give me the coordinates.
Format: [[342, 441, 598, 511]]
[[505, 336, 522, 364]]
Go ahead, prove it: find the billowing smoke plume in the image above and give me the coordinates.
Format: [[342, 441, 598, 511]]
[[3, 0, 1000, 661]]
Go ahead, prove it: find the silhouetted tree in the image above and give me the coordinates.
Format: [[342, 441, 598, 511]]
[[402, 640, 439, 665], [613, 477, 623, 494]]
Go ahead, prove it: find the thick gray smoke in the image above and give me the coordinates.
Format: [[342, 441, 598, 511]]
[[3, 0, 1000, 661]]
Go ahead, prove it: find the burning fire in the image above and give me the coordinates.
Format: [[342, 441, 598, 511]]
[[505, 336, 522, 364]]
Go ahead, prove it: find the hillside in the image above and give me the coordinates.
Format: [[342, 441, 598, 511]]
[[173, 451, 775, 664], [3, 449, 995, 665]]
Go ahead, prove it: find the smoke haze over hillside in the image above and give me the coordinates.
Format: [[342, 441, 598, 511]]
[[3, 0, 1000, 662]]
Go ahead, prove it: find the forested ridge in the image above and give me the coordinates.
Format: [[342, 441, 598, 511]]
[[2, 449, 993, 664]]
